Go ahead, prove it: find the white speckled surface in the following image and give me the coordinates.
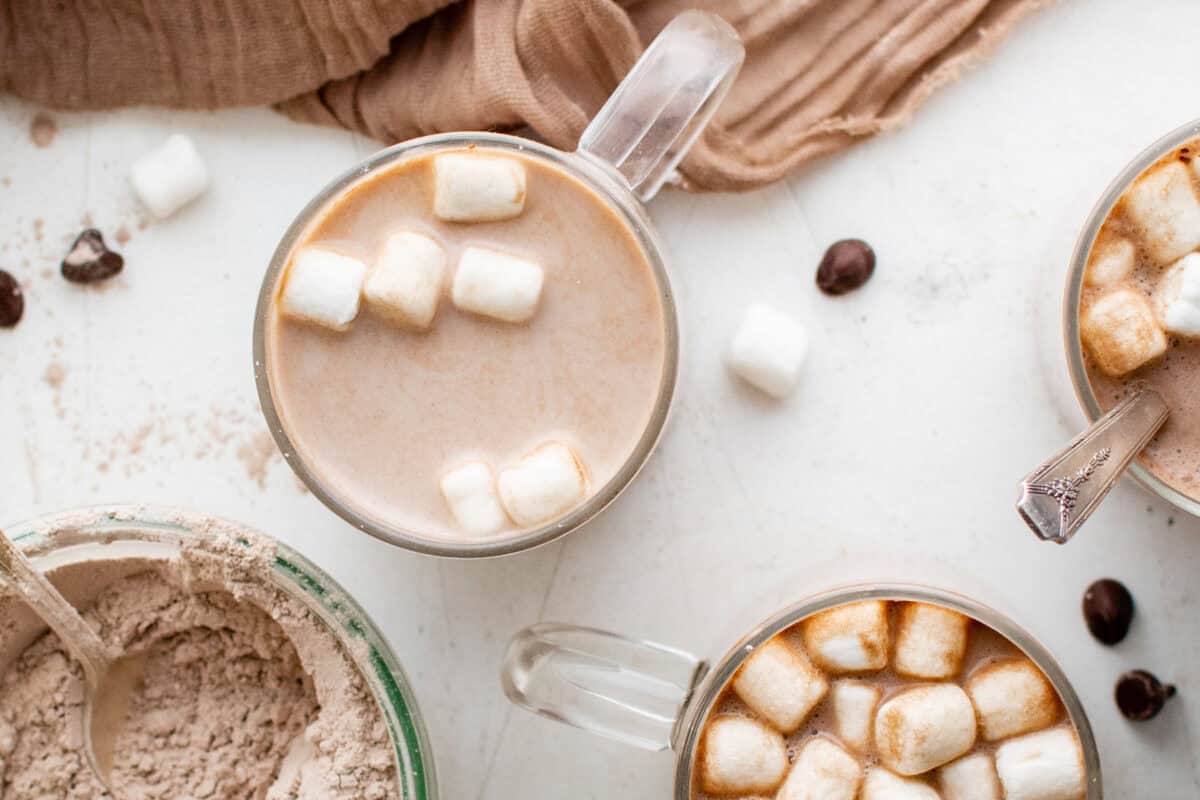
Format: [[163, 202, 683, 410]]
[[1, 0, 1198, 796]]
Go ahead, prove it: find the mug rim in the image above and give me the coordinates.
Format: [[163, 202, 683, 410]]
[[1064, 117, 1200, 517], [253, 132, 680, 558], [670, 583, 1102, 799]]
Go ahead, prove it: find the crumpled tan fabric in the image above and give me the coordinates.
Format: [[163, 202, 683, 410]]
[[0, 0, 1048, 191]]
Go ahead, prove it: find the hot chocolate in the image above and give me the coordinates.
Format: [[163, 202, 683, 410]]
[[264, 146, 668, 543]]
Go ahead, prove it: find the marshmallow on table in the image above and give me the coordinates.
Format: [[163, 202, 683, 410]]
[[440, 462, 508, 536], [966, 658, 1059, 741], [280, 248, 368, 331], [130, 134, 209, 219], [731, 637, 827, 733], [364, 232, 447, 330], [893, 602, 970, 680], [861, 768, 942, 800], [1079, 288, 1167, 376], [1125, 161, 1200, 266], [497, 442, 586, 527], [452, 247, 544, 323], [801, 600, 889, 673], [1084, 239, 1135, 287], [994, 727, 1085, 800], [698, 716, 787, 795], [938, 753, 1001, 800], [1155, 252, 1200, 337], [776, 737, 863, 800], [433, 152, 526, 222], [727, 303, 808, 399], [830, 679, 880, 752], [874, 684, 977, 775]]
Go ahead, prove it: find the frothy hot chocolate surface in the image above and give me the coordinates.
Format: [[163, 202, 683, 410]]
[[266, 147, 667, 542]]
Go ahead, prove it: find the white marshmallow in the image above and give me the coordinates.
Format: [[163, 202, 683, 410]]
[[938, 753, 1001, 800], [699, 716, 788, 795], [893, 602, 970, 680], [1079, 288, 1167, 376], [433, 152, 526, 222], [861, 768, 942, 800], [1155, 251, 1200, 337], [364, 232, 447, 330], [452, 247, 544, 323], [130, 134, 210, 219], [802, 600, 889, 673], [1084, 239, 1135, 287], [776, 737, 863, 800], [830, 679, 880, 752], [731, 637, 828, 733], [966, 658, 1059, 741], [439, 462, 508, 537], [279, 248, 368, 331], [1125, 161, 1200, 265], [994, 727, 1085, 800], [726, 303, 808, 399], [496, 442, 586, 527], [874, 684, 977, 775]]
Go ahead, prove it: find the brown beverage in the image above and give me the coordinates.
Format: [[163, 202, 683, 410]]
[[1079, 136, 1200, 498], [264, 147, 667, 543], [691, 599, 1085, 799]]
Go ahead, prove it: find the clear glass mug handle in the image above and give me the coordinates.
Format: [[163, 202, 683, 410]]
[[501, 623, 705, 751], [578, 10, 744, 202]]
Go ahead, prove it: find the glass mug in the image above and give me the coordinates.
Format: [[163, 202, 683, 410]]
[[253, 11, 744, 558], [501, 584, 1102, 798], [1018, 120, 1200, 543]]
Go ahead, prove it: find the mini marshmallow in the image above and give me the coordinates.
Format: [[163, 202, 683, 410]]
[[433, 152, 526, 222], [1084, 239, 1135, 287], [731, 637, 828, 733], [893, 602, 970, 680], [452, 247, 544, 323], [994, 727, 1085, 800], [496, 442, 586, 527], [966, 658, 1059, 741], [1125, 161, 1200, 265], [130, 134, 210, 219], [727, 303, 808, 399], [861, 768, 942, 800], [830, 679, 880, 752], [364, 232, 447, 330], [1155, 252, 1200, 337], [699, 716, 788, 795], [802, 600, 889, 673], [279, 248, 368, 331], [874, 684, 977, 775], [938, 753, 1001, 800], [1079, 288, 1167, 376], [439, 462, 508, 537], [776, 737, 863, 800]]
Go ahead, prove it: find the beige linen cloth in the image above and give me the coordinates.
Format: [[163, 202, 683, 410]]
[[1, 0, 1046, 191]]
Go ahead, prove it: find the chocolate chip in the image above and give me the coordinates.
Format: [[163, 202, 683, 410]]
[[1082, 578, 1134, 645], [816, 239, 875, 295], [1115, 670, 1175, 721], [61, 229, 123, 284], [0, 270, 23, 327]]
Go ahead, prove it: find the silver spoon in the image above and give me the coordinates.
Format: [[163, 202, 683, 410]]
[[0, 529, 149, 794]]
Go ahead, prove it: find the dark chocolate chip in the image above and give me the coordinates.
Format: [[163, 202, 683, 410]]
[[1115, 670, 1175, 721], [0, 270, 23, 327], [1082, 578, 1134, 645], [816, 239, 875, 295], [61, 229, 123, 284]]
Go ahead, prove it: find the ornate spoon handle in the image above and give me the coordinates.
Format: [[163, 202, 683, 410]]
[[1017, 389, 1169, 543]]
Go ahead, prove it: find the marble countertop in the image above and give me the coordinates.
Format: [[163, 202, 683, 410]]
[[1, 0, 1197, 795]]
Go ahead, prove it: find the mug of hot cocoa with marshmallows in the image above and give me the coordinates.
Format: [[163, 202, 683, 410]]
[[501, 586, 1101, 799], [253, 12, 743, 557]]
